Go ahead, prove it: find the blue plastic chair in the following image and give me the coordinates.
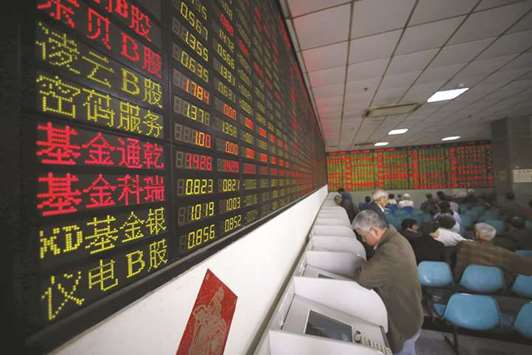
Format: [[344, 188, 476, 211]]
[[483, 219, 505, 235], [460, 214, 474, 229], [512, 275, 532, 298], [418, 261, 454, 288], [442, 293, 500, 354], [516, 250, 532, 257], [459, 265, 504, 294], [514, 303, 532, 338]]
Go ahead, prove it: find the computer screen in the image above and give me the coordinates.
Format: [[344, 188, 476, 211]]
[[304, 310, 353, 342]]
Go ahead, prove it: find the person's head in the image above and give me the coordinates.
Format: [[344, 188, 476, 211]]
[[388, 193, 395, 200], [352, 210, 388, 247], [402, 193, 412, 201], [397, 194, 403, 200], [372, 189, 389, 208], [474, 223, 496, 242], [438, 214, 456, 230], [401, 218, 419, 232], [426, 193, 433, 200], [437, 191, 445, 200], [364, 196, 371, 203], [505, 191, 515, 201], [509, 216, 525, 230], [334, 194, 342, 205]]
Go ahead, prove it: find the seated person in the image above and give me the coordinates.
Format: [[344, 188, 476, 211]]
[[420, 193, 440, 216], [388, 193, 398, 205], [410, 222, 447, 264], [431, 215, 466, 247], [337, 187, 353, 206], [433, 201, 461, 234], [401, 218, 421, 242], [352, 210, 423, 355], [334, 194, 358, 223], [497, 216, 532, 251], [358, 195, 371, 211], [398, 193, 414, 209], [454, 223, 532, 285]]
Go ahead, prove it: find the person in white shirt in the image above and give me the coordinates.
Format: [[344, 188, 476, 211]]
[[398, 193, 414, 208], [431, 215, 466, 247], [387, 193, 398, 205], [434, 201, 461, 234]]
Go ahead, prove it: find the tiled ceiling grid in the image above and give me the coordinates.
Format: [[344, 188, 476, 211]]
[[279, 0, 532, 151]]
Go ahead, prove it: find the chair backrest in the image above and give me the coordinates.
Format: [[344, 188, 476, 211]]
[[418, 261, 453, 288], [443, 293, 500, 331], [459, 264, 504, 293], [314, 217, 351, 227], [516, 250, 532, 257], [514, 303, 532, 338], [512, 274, 532, 298]]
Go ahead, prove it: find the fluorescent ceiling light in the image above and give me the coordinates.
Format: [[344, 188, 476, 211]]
[[374, 142, 389, 146], [388, 128, 408, 135], [364, 103, 419, 118], [442, 136, 461, 141], [427, 88, 469, 103]]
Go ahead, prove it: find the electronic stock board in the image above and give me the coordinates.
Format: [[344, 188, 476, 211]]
[[3, 0, 327, 352]]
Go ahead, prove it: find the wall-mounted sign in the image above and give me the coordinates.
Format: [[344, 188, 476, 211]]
[[513, 169, 532, 183], [176, 270, 237, 355]]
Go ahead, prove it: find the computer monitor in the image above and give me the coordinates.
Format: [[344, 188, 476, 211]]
[[283, 295, 392, 355]]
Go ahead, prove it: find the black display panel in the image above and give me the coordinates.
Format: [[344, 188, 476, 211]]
[[5, 0, 327, 352]]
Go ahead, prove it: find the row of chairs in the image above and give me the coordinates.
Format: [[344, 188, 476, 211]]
[[418, 261, 532, 354], [418, 261, 532, 298]]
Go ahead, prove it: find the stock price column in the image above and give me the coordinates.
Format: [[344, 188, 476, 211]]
[[30, 0, 169, 328]]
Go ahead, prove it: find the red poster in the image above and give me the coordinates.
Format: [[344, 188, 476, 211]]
[[176, 270, 237, 355]]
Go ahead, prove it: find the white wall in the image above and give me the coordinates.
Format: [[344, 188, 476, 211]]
[[50, 186, 328, 355]]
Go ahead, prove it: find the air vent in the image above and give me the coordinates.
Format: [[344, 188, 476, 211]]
[[364, 103, 419, 118]]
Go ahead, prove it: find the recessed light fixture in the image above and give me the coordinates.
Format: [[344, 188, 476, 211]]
[[364, 103, 419, 118], [427, 88, 469, 103], [388, 128, 408, 135], [374, 142, 389, 146], [441, 136, 461, 141]]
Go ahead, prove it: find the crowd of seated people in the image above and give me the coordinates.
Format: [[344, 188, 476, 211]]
[[330, 187, 532, 353]]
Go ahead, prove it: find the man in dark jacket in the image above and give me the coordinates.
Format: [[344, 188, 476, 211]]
[[368, 189, 389, 222], [352, 210, 423, 355]]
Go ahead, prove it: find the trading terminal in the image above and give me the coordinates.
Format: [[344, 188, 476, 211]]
[[3, 0, 532, 354]]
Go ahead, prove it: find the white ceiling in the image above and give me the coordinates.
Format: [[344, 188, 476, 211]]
[[280, 0, 532, 151]]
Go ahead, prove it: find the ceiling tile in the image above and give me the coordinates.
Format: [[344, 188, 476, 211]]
[[302, 42, 348, 71], [347, 59, 388, 82], [309, 67, 346, 87], [351, 0, 416, 38], [381, 71, 421, 89], [396, 16, 464, 55], [387, 48, 439, 75], [287, 0, 350, 17], [349, 30, 402, 64], [458, 55, 515, 77], [503, 49, 532, 70], [449, 2, 532, 45], [373, 87, 407, 106], [410, 0, 478, 25], [345, 77, 381, 99], [508, 8, 532, 33], [417, 64, 465, 85], [312, 83, 345, 98], [294, 4, 351, 49], [476, 0, 524, 11], [477, 30, 532, 59], [430, 38, 494, 67]]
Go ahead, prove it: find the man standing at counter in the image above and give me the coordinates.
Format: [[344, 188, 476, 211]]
[[352, 210, 424, 355]]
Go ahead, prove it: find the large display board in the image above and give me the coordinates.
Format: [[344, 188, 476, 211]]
[[327, 142, 493, 191], [6, 0, 326, 352]]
